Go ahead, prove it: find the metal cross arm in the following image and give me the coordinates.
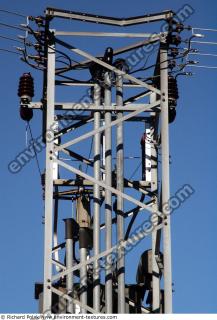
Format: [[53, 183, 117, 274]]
[[55, 99, 161, 152], [58, 147, 153, 197], [56, 37, 160, 74], [29, 102, 158, 112], [51, 287, 99, 314], [46, 7, 174, 26], [54, 37, 161, 95], [55, 31, 160, 39], [55, 159, 163, 218], [51, 222, 164, 283]]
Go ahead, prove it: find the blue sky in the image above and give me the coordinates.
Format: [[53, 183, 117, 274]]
[[0, 0, 216, 313]]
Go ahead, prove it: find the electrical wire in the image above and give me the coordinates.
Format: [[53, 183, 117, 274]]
[[20, 36, 45, 71], [0, 8, 26, 18], [0, 47, 21, 55], [0, 21, 25, 31], [0, 34, 23, 43], [56, 55, 71, 67], [27, 122, 42, 177], [192, 27, 217, 32], [124, 194, 145, 241], [189, 52, 217, 57], [188, 65, 217, 69], [57, 73, 92, 83], [129, 47, 159, 75], [26, 25, 81, 67], [85, 137, 93, 173], [191, 40, 217, 45], [129, 51, 189, 75], [129, 161, 142, 180]]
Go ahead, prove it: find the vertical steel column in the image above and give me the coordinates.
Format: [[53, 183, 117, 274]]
[[64, 218, 74, 313], [77, 196, 88, 314], [43, 42, 56, 313], [104, 72, 113, 313], [93, 84, 101, 312], [80, 246, 88, 313], [160, 40, 173, 313], [116, 74, 125, 313], [150, 93, 160, 312], [53, 121, 60, 271]]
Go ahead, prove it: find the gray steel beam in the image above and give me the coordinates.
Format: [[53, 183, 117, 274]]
[[55, 38, 161, 95], [51, 222, 164, 283], [55, 81, 156, 88], [80, 247, 88, 313], [116, 74, 125, 313], [56, 38, 159, 74], [43, 42, 56, 313], [64, 219, 74, 313], [55, 100, 161, 152], [55, 160, 163, 217], [160, 41, 173, 313], [150, 93, 161, 312], [104, 72, 113, 313], [46, 7, 174, 26], [93, 84, 101, 312], [29, 102, 159, 112], [55, 31, 159, 38], [51, 286, 97, 314]]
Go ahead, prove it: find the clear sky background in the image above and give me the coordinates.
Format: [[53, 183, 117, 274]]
[[0, 0, 216, 314]]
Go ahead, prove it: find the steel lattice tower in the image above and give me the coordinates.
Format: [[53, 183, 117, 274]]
[[18, 7, 187, 314]]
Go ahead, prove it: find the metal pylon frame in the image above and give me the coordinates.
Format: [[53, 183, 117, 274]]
[[29, 8, 174, 314]]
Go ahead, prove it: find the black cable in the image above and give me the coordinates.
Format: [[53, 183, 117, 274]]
[[85, 137, 93, 173], [56, 59, 70, 67], [0, 8, 26, 18], [26, 25, 79, 67], [73, 241, 79, 264], [57, 73, 92, 83], [0, 34, 23, 43], [56, 55, 71, 66], [124, 194, 145, 240], [21, 36, 45, 71], [129, 51, 189, 75], [27, 122, 42, 177], [129, 161, 142, 180], [0, 21, 25, 31], [123, 160, 145, 240], [0, 47, 21, 55], [21, 54, 45, 71], [139, 64, 188, 82], [129, 47, 159, 74]]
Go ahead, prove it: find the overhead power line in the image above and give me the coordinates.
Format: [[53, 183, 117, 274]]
[[188, 64, 217, 69], [0, 47, 21, 55], [0, 21, 25, 31], [189, 52, 217, 58], [191, 40, 217, 45], [0, 8, 26, 18], [192, 27, 217, 32], [0, 34, 23, 43]]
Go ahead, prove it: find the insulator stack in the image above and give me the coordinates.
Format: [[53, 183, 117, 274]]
[[168, 60, 176, 70], [169, 47, 179, 57], [18, 73, 34, 121], [34, 16, 44, 27], [18, 73, 34, 103], [174, 23, 184, 33], [113, 58, 129, 72], [103, 47, 113, 65], [168, 76, 179, 123], [166, 34, 182, 46], [168, 76, 179, 106], [19, 106, 33, 122]]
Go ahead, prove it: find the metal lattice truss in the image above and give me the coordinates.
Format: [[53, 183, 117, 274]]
[[29, 8, 174, 314]]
